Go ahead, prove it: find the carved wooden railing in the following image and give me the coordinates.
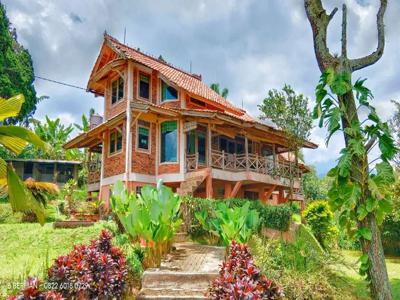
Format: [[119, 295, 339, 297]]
[[88, 158, 101, 184], [187, 149, 301, 180]]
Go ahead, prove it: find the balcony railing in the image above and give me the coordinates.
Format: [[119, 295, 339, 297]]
[[186, 149, 301, 179], [88, 158, 101, 184]]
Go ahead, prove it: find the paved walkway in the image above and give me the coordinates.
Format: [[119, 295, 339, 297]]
[[138, 242, 225, 300], [161, 242, 225, 273]]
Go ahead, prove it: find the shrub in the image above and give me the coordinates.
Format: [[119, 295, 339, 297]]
[[110, 180, 182, 267], [302, 200, 338, 248], [0, 203, 23, 223], [208, 241, 283, 299], [381, 213, 400, 255], [248, 235, 353, 300], [195, 201, 259, 246], [47, 230, 128, 299], [184, 197, 293, 238], [6, 277, 63, 300], [113, 232, 144, 279]]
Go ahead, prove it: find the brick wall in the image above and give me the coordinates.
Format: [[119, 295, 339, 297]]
[[103, 123, 126, 178], [131, 121, 156, 175]]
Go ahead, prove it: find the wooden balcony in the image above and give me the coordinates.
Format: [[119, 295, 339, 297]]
[[88, 158, 101, 191], [186, 149, 301, 180]]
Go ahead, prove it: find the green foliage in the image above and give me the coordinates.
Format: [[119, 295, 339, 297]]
[[0, 4, 38, 124], [21, 116, 80, 160], [110, 180, 182, 244], [113, 233, 143, 279], [210, 83, 229, 98], [195, 201, 259, 246], [303, 200, 338, 249], [301, 167, 330, 202], [0, 202, 23, 223], [248, 235, 353, 300], [259, 84, 313, 151], [314, 68, 397, 277], [184, 197, 293, 241]]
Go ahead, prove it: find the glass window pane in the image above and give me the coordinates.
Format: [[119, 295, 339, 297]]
[[138, 126, 149, 150], [161, 121, 177, 162], [198, 132, 206, 163], [139, 74, 150, 99], [116, 131, 123, 151], [187, 131, 195, 154], [110, 132, 116, 153], [112, 80, 118, 104], [161, 81, 178, 101], [118, 78, 124, 100]]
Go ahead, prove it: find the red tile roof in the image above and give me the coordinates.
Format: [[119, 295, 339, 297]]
[[104, 34, 247, 117]]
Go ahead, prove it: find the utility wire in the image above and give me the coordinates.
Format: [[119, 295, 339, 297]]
[[34, 75, 87, 91]]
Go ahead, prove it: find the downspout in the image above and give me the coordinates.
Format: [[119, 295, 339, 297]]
[[125, 61, 133, 188]]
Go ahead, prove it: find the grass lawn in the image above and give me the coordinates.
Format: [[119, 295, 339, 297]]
[[338, 250, 400, 299], [0, 222, 106, 297]]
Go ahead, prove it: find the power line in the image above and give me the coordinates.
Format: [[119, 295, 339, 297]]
[[35, 75, 87, 91]]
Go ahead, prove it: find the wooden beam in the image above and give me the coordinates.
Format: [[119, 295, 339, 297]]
[[206, 174, 213, 199], [229, 181, 242, 198], [261, 185, 277, 205], [224, 182, 232, 199]]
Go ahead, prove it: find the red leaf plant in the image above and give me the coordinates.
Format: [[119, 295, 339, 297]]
[[208, 241, 283, 300], [47, 230, 128, 299]]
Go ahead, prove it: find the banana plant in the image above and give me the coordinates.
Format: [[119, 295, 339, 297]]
[[195, 201, 259, 246], [110, 180, 182, 244], [0, 94, 50, 224]]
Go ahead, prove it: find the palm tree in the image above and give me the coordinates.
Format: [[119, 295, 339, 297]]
[[210, 83, 229, 99], [0, 94, 49, 224]]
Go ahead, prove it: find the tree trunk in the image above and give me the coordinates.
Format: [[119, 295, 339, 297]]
[[339, 87, 392, 300]]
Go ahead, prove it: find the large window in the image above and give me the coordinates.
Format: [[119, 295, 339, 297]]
[[111, 77, 124, 104], [139, 73, 150, 99], [161, 121, 177, 163], [161, 80, 178, 102], [137, 120, 150, 151], [109, 130, 123, 154]]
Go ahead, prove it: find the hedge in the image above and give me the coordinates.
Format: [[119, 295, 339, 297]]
[[183, 197, 293, 235]]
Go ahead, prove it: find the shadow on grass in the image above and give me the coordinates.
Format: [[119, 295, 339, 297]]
[[342, 277, 400, 299]]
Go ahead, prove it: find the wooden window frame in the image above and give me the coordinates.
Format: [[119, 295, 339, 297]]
[[109, 129, 123, 156], [137, 71, 151, 101], [159, 79, 179, 103], [159, 120, 179, 164], [111, 76, 124, 106], [136, 120, 151, 153]]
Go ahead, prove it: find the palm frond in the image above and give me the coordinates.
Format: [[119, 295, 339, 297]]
[[0, 94, 24, 121]]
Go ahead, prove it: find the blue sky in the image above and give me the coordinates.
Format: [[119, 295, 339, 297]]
[[3, 0, 399, 176]]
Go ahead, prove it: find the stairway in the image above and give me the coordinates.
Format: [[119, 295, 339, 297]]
[[178, 169, 209, 196], [137, 242, 225, 300]]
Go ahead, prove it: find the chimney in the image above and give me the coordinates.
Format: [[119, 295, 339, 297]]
[[89, 113, 103, 129]]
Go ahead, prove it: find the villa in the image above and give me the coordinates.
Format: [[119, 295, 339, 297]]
[[64, 33, 317, 206]]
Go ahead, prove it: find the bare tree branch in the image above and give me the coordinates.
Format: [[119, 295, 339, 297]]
[[304, 0, 339, 72], [341, 4, 347, 58], [350, 0, 387, 71]]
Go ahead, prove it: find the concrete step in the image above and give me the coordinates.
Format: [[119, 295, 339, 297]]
[[141, 271, 217, 290], [174, 232, 188, 243], [137, 288, 207, 300]]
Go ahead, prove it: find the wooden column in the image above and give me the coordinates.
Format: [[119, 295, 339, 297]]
[[229, 181, 242, 198], [206, 173, 213, 199], [207, 123, 212, 167], [272, 144, 277, 176], [125, 62, 133, 186], [224, 182, 232, 199], [258, 186, 266, 204], [245, 136, 249, 171]]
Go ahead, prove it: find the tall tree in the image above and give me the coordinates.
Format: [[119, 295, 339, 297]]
[[210, 83, 229, 98], [0, 3, 38, 124], [259, 84, 313, 197], [305, 1, 393, 298], [389, 100, 400, 169]]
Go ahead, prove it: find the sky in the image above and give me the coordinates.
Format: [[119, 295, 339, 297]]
[[2, 0, 400, 176]]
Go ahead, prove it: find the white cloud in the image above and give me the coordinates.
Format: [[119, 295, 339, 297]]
[[3, 0, 400, 176]]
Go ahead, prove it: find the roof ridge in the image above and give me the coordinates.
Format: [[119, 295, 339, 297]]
[[104, 33, 201, 80], [103, 33, 246, 115]]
